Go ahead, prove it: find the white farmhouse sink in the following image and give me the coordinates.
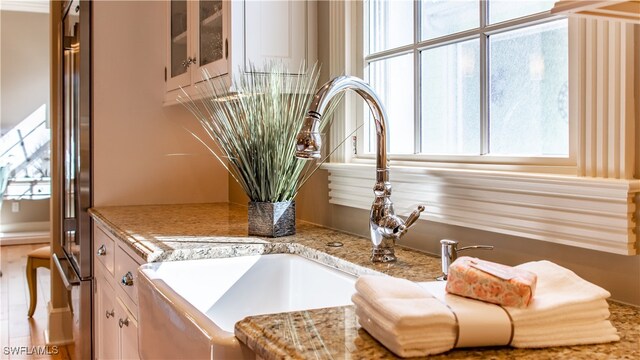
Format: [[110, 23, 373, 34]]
[[137, 254, 356, 359]]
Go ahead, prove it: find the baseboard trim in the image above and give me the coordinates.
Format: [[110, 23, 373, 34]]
[[0, 231, 50, 246], [45, 301, 74, 346]]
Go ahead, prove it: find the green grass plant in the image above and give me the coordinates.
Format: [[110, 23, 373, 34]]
[[178, 63, 340, 202]]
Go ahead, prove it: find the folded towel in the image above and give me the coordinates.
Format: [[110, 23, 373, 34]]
[[515, 318, 615, 336], [356, 308, 455, 345], [355, 275, 432, 299], [352, 280, 458, 357], [351, 288, 455, 328], [512, 322, 619, 348], [354, 260, 619, 358], [514, 302, 610, 332], [510, 260, 610, 315], [356, 308, 455, 357], [352, 293, 456, 340], [514, 300, 610, 326]]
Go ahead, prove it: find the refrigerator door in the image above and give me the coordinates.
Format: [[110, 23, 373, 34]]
[[56, 1, 93, 359], [61, 0, 92, 280]]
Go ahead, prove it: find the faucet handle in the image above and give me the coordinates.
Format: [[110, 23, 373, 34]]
[[459, 244, 494, 252], [397, 205, 425, 237], [404, 205, 425, 228]]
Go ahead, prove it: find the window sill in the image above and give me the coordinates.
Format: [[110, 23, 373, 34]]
[[321, 162, 639, 255]]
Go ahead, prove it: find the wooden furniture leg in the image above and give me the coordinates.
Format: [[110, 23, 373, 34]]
[[26, 246, 51, 318]]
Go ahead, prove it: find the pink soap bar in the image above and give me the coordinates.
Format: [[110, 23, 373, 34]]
[[445, 256, 537, 308]]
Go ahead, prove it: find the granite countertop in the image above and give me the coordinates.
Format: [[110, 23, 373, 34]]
[[89, 203, 442, 279], [89, 203, 640, 359], [235, 302, 639, 360]]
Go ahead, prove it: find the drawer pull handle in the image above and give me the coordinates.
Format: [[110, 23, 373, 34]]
[[119, 317, 129, 328], [97, 244, 107, 256], [105, 309, 114, 319], [121, 271, 134, 286]]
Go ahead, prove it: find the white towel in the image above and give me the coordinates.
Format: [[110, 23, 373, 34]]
[[352, 293, 456, 341], [507, 260, 619, 348], [355, 275, 428, 299], [354, 260, 619, 357], [358, 310, 453, 357], [351, 289, 456, 328], [512, 322, 619, 348], [351, 282, 457, 357], [514, 300, 610, 326], [509, 260, 610, 318], [355, 308, 455, 345]]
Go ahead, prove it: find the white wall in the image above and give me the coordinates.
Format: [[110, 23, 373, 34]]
[[93, 1, 227, 206]]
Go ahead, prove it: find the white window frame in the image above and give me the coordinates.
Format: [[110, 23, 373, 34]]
[[323, 0, 639, 255], [360, 1, 573, 165]]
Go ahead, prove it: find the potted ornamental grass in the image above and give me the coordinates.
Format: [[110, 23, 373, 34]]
[[178, 63, 340, 237]]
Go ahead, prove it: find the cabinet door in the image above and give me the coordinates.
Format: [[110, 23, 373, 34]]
[[116, 299, 140, 360], [244, 0, 311, 74], [167, 0, 191, 91], [192, 0, 228, 83], [96, 277, 119, 360]]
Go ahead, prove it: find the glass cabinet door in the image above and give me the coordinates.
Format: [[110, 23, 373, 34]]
[[167, 0, 190, 90], [195, 0, 227, 81]]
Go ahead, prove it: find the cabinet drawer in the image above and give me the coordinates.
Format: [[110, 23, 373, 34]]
[[115, 245, 140, 305], [94, 225, 115, 276]]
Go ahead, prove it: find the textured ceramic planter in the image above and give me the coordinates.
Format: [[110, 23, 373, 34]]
[[248, 201, 296, 237]]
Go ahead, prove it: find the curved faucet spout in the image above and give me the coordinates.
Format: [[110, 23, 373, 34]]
[[296, 76, 388, 184], [296, 76, 424, 263]]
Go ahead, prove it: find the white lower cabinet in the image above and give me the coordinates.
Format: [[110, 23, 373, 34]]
[[97, 274, 119, 359], [117, 298, 140, 360], [94, 223, 144, 360]]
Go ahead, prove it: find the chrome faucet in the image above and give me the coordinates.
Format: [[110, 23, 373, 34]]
[[295, 75, 425, 263]]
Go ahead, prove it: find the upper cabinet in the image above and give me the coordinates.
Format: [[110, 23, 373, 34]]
[[165, 0, 317, 105], [167, 0, 227, 93], [551, 1, 640, 23]]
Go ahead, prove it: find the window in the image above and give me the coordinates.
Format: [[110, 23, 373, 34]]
[[325, 1, 638, 255], [362, 0, 569, 161]]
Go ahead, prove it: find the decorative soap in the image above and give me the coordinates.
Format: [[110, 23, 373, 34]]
[[445, 256, 537, 308]]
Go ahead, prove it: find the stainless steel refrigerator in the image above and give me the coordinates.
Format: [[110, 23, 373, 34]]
[[52, 1, 93, 359]]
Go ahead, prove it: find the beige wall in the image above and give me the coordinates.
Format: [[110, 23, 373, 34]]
[[93, 1, 227, 206], [0, 10, 51, 231], [0, 10, 50, 134], [257, 1, 640, 306], [0, 198, 50, 232]]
